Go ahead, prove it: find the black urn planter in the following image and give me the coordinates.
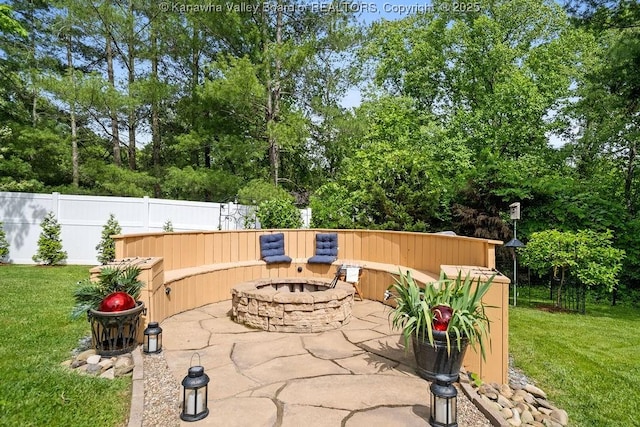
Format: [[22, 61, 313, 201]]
[[88, 301, 145, 356], [412, 330, 469, 383]]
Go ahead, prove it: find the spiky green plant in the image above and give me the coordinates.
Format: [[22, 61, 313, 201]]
[[386, 270, 494, 360], [71, 265, 144, 319]]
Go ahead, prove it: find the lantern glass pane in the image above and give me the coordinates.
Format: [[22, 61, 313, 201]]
[[148, 335, 158, 353], [451, 395, 457, 423], [185, 388, 198, 415], [196, 385, 207, 413], [433, 395, 449, 424]]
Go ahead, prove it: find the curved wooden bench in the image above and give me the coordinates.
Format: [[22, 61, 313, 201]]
[[157, 258, 440, 322]]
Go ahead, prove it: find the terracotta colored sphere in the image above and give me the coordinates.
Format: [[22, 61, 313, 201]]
[[432, 305, 453, 331], [99, 291, 136, 312]]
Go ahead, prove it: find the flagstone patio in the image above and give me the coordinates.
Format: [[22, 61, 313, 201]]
[[153, 299, 491, 426]]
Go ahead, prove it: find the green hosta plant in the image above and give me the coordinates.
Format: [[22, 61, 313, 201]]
[[386, 270, 494, 359], [71, 265, 144, 319]]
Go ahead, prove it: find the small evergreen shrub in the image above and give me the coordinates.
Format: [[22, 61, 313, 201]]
[[256, 197, 303, 229], [32, 212, 67, 265], [96, 213, 122, 265], [0, 221, 9, 262], [162, 220, 174, 232]]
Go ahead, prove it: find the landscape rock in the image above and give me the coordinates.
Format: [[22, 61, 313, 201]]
[[70, 359, 86, 369], [114, 354, 134, 376], [100, 368, 115, 379], [64, 350, 135, 380], [521, 409, 534, 424], [525, 384, 548, 399], [75, 349, 96, 361], [86, 363, 102, 375], [550, 409, 568, 425], [86, 355, 101, 365], [471, 362, 569, 427]]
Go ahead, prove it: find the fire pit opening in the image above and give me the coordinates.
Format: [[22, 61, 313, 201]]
[[231, 278, 355, 332]]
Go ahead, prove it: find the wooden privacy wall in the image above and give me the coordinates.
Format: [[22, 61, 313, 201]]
[[111, 229, 507, 383], [115, 229, 498, 272]]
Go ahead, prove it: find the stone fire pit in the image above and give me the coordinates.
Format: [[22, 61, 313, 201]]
[[231, 278, 354, 332]]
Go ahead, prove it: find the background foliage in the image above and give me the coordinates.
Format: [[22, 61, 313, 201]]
[[1, 0, 639, 302]]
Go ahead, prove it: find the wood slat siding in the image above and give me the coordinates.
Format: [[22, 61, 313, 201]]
[[111, 229, 506, 383]]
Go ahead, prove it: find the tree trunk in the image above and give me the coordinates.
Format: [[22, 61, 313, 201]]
[[28, 6, 38, 127], [265, 2, 282, 186], [127, 0, 136, 170], [106, 36, 121, 167], [150, 20, 161, 197], [66, 34, 79, 187]]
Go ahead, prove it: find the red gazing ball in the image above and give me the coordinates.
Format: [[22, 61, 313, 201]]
[[432, 305, 453, 331], [99, 292, 136, 312]]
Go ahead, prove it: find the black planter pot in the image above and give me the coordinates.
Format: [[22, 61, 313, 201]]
[[412, 330, 468, 383], [88, 301, 145, 356]]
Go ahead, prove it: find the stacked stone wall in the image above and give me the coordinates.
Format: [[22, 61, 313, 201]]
[[231, 278, 354, 332]]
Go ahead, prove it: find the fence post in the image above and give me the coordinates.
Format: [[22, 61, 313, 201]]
[[143, 196, 150, 231], [52, 192, 60, 218]]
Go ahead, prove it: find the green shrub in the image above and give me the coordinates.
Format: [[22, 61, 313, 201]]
[[256, 198, 302, 229], [32, 211, 67, 265], [0, 221, 9, 261], [163, 220, 174, 232], [237, 179, 292, 205], [95, 213, 122, 265]]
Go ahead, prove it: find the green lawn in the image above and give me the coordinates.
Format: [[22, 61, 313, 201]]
[[0, 265, 130, 427], [510, 301, 640, 427]]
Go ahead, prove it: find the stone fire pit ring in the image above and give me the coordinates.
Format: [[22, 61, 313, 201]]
[[231, 277, 355, 332]]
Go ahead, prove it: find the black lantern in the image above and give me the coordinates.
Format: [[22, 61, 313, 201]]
[[180, 355, 209, 422], [143, 321, 162, 354], [430, 374, 457, 427]]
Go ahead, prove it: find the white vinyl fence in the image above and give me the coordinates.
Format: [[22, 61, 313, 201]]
[[0, 192, 311, 265]]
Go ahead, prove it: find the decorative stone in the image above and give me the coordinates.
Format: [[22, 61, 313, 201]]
[[87, 355, 101, 365], [501, 407, 513, 419], [485, 391, 499, 400], [86, 363, 102, 375], [550, 409, 568, 425], [114, 354, 134, 377], [497, 394, 513, 408], [472, 367, 568, 427], [525, 384, 548, 399], [536, 398, 558, 411], [100, 368, 115, 379], [70, 359, 87, 369], [99, 359, 114, 371], [75, 349, 96, 361], [521, 409, 534, 424], [500, 383, 514, 399], [509, 407, 521, 426]]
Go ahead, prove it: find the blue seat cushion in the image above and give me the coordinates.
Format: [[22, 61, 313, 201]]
[[263, 254, 292, 264], [308, 233, 337, 264], [259, 233, 291, 264], [308, 255, 337, 264]]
